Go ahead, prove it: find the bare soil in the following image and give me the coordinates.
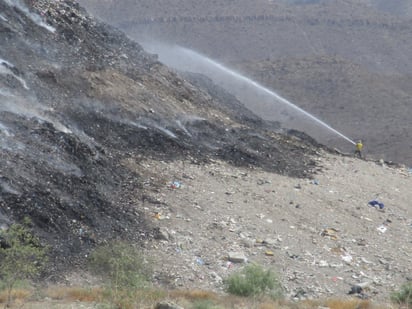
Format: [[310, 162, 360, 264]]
[[124, 152, 412, 304]]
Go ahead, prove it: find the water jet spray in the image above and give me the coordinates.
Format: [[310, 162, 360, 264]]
[[146, 43, 356, 146]]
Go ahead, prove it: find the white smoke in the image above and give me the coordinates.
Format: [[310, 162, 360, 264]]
[[3, 0, 56, 32]]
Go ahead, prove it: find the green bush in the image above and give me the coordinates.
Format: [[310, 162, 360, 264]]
[[0, 218, 48, 307], [88, 242, 152, 290], [391, 282, 412, 306], [223, 263, 283, 299]]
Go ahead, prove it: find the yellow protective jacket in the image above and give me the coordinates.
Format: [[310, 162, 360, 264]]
[[356, 142, 363, 151]]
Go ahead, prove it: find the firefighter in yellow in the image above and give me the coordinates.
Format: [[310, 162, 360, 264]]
[[354, 140, 363, 158]]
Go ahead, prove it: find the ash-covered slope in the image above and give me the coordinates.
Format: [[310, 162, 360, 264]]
[[0, 0, 318, 272], [79, 0, 412, 166]]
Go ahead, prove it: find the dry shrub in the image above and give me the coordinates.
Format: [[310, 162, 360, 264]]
[[65, 287, 103, 302], [133, 288, 167, 306], [170, 289, 218, 301], [46, 286, 103, 302], [0, 288, 31, 303], [326, 298, 372, 309]]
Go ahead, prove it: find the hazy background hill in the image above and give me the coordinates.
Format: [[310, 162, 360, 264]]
[[79, 0, 412, 166]]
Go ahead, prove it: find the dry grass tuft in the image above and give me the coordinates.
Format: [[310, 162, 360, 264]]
[[325, 298, 372, 309], [170, 289, 218, 301], [0, 288, 32, 303], [258, 302, 280, 309], [46, 286, 103, 302]]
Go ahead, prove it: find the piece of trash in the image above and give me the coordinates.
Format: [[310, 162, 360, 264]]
[[265, 250, 274, 256], [341, 253, 353, 264], [332, 276, 343, 282], [321, 228, 339, 240], [377, 225, 387, 233], [361, 257, 373, 264], [170, 181, 181, 189], [348, 285, 363, 295], [318, 260, 329, 267], [312, 179, 319, 185], [196, 257, 205, 265], [368, 199, 384, 210]]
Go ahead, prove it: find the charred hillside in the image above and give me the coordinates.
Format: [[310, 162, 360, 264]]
[[79, 0, 412, 166], [0, 0, 319, 273]]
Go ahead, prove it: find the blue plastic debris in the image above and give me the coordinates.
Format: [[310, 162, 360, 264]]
[[170, 181, 181, 189], [196, 257, 205, 265], [368, 200, 384, 210]]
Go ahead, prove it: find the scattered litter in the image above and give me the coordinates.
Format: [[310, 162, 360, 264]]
[[170, 181, 181, 189], [361, 216, 373, 222], [341, 253, 353, 264], [196, 257, 205, 265], [265, 250, 274, 256], [321, 228, 339, 240], [368, 199, 384, 210], [318, 260, 329, 267], [377, 225, 387, 233], [332, 276, 343, 282], [348, 285, 363, 295], [361, 257, 373, 264], [312, 179, 319, 185]]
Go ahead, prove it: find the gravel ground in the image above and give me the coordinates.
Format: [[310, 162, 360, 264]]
[[130, 152, 412, 305]]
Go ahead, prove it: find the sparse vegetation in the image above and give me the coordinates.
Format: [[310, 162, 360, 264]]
[[88, 241, 152, 290], [391, 282, 412, 307], [224, 264, 283, 300], [88, 241, 153, 308], [0, 218, 48, 308], [192, 299, 223, 309]]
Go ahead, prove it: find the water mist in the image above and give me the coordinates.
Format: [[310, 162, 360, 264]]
[[144, 43, 356, 148]]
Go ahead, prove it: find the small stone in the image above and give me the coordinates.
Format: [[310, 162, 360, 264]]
[[228, 251, 247, 263], [154, 227, 170, 241], [241, 238, 254, 248], [263, 238, 277, 246]]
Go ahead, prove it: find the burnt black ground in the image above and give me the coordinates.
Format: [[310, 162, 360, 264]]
[[0, 0, 320, 276]]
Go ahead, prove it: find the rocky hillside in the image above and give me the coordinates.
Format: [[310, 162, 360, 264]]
[[1, 1, 411, 306], [78, 0, 412, 166], [0, 0, 317, 273]]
